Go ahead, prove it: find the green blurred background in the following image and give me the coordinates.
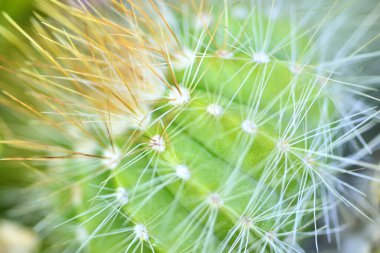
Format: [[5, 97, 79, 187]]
[[0, 0, 36, 197], [0, 0, 35, 54], [0, 2, 39, 253]]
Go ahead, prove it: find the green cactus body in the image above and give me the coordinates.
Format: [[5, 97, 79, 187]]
[[78, 25, 327, 251], [1, 1, 378, 253]]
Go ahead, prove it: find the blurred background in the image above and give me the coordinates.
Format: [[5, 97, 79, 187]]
[[0, 1, 379, 253], [0, 2, 38, 253]]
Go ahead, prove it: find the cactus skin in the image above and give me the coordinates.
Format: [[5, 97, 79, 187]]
[[0, 0, 379, 253]]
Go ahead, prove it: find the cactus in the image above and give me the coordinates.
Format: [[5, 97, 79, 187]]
[[0, 0, 379, 252]]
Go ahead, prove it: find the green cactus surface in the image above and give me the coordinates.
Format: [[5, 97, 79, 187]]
[[0, 1, 379, 253]]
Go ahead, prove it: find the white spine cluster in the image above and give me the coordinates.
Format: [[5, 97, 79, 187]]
[[149, 135, 165, 152], [207, 104, 224, 117], [168, 86, 191, 106]]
